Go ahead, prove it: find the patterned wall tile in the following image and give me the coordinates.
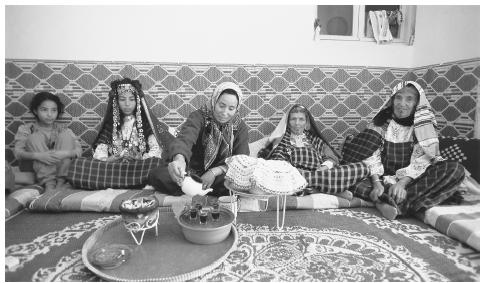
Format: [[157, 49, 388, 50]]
[[4, 59, 479, 166]]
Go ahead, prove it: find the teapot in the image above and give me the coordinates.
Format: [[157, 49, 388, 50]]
[[181, 174, 213, 196]]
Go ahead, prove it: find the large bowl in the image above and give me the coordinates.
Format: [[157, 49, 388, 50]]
[[177, 207, 235, 245]]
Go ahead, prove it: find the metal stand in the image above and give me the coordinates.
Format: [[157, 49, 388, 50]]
[[123, 210, 160, 245], [226, 181, 288, 230]]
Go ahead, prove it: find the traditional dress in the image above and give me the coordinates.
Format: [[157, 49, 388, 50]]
[[344, 81, 465, 216], [265, 104, 370, 195], [148, 82, 250, 196], [92, 82, 173, 161], [67, 80, 174, 190], [14, 122, 82, 189]]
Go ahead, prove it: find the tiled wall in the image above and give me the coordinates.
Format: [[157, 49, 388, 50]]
[[5, 58, 479, 165]]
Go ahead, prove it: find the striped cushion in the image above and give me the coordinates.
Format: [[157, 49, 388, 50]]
[[28, 188, 186, 213], [5, 185, 43, 218]]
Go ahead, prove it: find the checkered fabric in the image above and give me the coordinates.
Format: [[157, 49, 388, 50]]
[[341, 129, 382, 165], [352, 160, 465, 216], [403, 160, 465, 214], [300, 162, 370, 194], [381, 141, 413, 175], [271, 130, 333, 171], [289, 147, 324, 171], [66, 157, 163, 190]]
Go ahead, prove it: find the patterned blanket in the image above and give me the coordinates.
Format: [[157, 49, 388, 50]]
[[6, 180, 479, 252], [5, 210, 479, 281]]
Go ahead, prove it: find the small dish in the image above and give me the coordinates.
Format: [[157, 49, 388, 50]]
[[119, 196, 159, 214], [88, 244, 132, 270]]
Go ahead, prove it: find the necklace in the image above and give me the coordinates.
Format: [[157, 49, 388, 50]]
[[121, 117, 136, 149]]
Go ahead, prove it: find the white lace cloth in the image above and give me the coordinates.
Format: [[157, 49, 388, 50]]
[[225, 155, 307, 195]]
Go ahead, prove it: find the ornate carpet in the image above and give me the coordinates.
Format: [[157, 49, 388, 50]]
[[5, 209, 480, 281]]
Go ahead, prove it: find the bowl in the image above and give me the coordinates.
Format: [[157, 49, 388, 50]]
[[177, 207, 234, 245], [119, 196, 159, 232]]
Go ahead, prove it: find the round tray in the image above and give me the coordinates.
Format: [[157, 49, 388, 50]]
[[82, 212, 238, 282]]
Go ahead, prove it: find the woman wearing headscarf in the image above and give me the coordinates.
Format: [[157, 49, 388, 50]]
[[93, 78, 173, 161], [259, 104, 370, 198], [343, 81, 465, 220], [67, 78, 174, 190], [148, 82, 249, 196]]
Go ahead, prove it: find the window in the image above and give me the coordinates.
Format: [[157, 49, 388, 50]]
[[315, 5, 416, 44]]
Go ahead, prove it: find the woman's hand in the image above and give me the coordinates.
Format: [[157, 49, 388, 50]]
[[388, 181, 408, 204], [317, 165, 329, 171], [369, 181, 385, 202], [200, 170, 216, 190], [168, 154, 187, 186], [34, 151, 60, 165]]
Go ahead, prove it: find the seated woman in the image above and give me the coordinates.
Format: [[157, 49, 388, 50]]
[[14, 92, 82, 192], [343, 81, 465, 220], [259, 104, 370, 198], [148, 82, 249, 197], [76, 78, 174, 189]]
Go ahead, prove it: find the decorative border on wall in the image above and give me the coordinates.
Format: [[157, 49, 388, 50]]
[[5, 58, 479, 165]]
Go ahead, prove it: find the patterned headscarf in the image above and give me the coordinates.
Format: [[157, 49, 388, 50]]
[[266, 104, 340, 159], [377, 81, 440, 159], [93, 78, 173, 158], [201, 82, 243, 170]]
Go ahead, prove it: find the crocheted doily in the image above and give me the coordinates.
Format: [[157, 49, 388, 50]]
[[252, 159, 307, 195], [225, 155, 258, 192], [225, 155, 307, 195]]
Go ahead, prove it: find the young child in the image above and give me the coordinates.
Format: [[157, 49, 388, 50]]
[[14, 92, 82, 192]]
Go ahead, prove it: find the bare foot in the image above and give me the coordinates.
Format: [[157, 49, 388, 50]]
[[376, 201, 398, 220], [336, 190, 353, 201]]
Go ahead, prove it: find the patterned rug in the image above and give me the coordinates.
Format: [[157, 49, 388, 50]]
[[5, 209, 480, 282]]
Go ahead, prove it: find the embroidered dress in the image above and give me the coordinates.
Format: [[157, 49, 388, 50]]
[[93, 115, 161, 161], [66, 79, 174, 190], [346, 81, 465, 216]]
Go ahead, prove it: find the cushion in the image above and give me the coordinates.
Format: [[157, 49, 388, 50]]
[[5, 185, 43, 218], [248, 137, 269, 157], [439, 136, 480, 182], [28, 188, 185, 212]]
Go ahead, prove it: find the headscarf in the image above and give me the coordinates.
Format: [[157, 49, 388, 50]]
[[200, 82, 243, 170], [375, 81, 440, 159], [265, 104, 341, 159], [92, 78, 174, 159]]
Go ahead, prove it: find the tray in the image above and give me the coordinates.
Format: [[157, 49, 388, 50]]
[[82, 211, 238, 282]]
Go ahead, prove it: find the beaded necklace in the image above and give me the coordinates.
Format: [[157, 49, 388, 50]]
[[111, 84, 146, 156]]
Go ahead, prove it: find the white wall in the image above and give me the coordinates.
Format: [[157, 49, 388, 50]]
[[412, 5, 480, 67], [5, 5, 479, 68]]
